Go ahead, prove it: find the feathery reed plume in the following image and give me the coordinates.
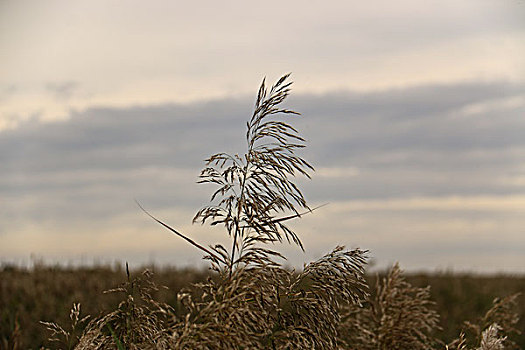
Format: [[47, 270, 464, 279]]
[[41, 303, 90, 350], [192, 73, 314, 273], [168, 246, 368, 349], [338, 263, 440, 350], [73, 270, 171, 349], [448, 293, 521, 350], [478, 324, 506, 350]]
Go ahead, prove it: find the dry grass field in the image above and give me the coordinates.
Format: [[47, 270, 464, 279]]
[[1, 264, 524, 349]]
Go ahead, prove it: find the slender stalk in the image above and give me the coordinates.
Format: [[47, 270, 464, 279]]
[[230, 158, 250, 275]]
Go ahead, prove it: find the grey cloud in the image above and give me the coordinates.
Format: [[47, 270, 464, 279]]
[[1, 80, 524, 206], [1, 98, 249, 173], [292, 82, 525, 161]]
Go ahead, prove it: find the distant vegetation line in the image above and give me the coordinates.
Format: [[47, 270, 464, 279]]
[[1, 265, 524, 349]]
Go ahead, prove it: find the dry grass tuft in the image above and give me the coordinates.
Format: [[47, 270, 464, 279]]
[[338, 263, 440, 350], [447, 292, 521, 350], [74, 269, 172, 349], [50, 247, 367, 349], [41, 303, 90, 350]]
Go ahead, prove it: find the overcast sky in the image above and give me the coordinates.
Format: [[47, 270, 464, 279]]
[[1, 0, 524, 272]]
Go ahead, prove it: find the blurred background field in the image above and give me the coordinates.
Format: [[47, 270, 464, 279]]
[[1, 263, 523, 349]]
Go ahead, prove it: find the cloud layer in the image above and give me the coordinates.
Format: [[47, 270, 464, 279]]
[[1, 80, 524, 272]]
